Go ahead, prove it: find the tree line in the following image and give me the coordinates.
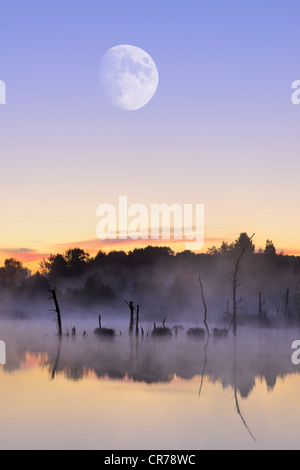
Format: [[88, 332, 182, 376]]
[[1, 233, 300, 322]]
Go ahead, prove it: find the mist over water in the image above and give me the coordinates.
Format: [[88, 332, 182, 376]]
[[1, 316, 300, 449], [3, 243, 300, 325], [1, 318, 299, 391], [1, 242, 300, 449]]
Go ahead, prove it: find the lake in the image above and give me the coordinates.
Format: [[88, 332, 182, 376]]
[[0, 319, 300, 450]]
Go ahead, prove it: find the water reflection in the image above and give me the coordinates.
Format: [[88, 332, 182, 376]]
[[199, 332, 209, 397], [1, 321, 299, 394], [232, 337, 256, 442], [51, 337, 62, 380], [1, 321, 300, 449]]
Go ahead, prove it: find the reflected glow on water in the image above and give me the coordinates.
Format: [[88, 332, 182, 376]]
[[0, 321, 300, 449], [0, 362, 300, 449]]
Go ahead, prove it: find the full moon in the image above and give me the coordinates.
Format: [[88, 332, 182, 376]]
[[99, 45, 159, 111]]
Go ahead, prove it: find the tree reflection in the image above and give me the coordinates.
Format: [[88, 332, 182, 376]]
[[51, 336, 62, 380], [233, 337, 256, 442]]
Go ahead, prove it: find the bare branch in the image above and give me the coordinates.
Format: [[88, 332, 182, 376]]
[[198, 273, 209, 336]]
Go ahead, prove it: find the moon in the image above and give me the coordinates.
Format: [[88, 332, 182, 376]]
[[99, 45, 159, 111]]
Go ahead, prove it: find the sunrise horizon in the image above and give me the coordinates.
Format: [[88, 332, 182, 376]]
[[1, 231, 299, 273]]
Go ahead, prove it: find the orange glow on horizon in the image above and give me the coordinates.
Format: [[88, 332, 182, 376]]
[[1, 237, 300, 273]]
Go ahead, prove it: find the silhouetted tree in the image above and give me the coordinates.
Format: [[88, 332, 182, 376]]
[[49, 289, 63, 336], [40, 248, 89, 278], [264, 239, 276, 256], [220, 241, 235, 255], [94, 250, 107, 264], [64, 248, 90, 275], [258, 291, 267, 319], [234, 233, 255, 254], [136, 305, 140, 336], [0, 258, 30, 287], [284, 288, 291, 318], [125, 300, 135, 333], [107, 250, 127, 266], [40, 253, 68, 278], [229, 233, 255, 336], [207, 246, 219, 255], [207, 233, 254, 256], [198, 273, 209, 336]]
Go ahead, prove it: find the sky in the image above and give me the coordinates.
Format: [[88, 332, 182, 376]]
[[0, 0, 300, 270]]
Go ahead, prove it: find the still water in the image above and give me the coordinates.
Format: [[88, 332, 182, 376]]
[[0, 320, 300, 450]]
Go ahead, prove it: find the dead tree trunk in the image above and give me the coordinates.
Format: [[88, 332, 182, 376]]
[[125, 300, 135, 334], [49, 289, 62, 337], [285, 288, 290, 318], [230, 234, 255, 336], [198, 273, 209, 336], [198, 273, 210, 398], [258, 291, 266, 319], [232, 262, 239, 336], [136, 305, 140, 336]]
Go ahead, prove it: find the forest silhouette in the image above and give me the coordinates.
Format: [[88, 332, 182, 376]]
[[1, 233, 300, 324]]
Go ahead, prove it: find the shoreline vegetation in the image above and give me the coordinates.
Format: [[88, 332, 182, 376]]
[[0, 233, 300, 328]]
